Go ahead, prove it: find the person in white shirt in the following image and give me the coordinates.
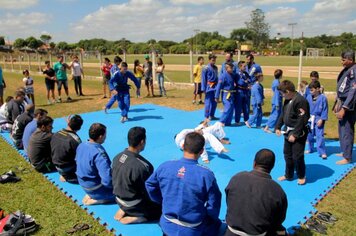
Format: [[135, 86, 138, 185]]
[[70, 55, 84, 96]]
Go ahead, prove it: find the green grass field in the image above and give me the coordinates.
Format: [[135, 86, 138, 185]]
[[0, 71, 355, 235]]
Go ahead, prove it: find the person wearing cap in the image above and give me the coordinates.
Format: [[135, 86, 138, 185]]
[[143, 55, 154, 97], [53, 55, 72, 102], [103, 56, 122, 113], [215, 62, 239, 126], [202, 54, 219, 120], [225, 149, 288, 236], [334, 50, 356, 165]]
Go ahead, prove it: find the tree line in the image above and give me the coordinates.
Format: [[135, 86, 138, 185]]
[[1, 9, 355, 56]]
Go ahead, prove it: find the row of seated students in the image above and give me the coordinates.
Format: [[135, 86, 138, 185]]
[[9, 110, 288, 236]]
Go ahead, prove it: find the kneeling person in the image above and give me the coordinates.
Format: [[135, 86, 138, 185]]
[[76, 123, 115, 205], [112, 127, 161, 224], [51, 115, 83, 183]]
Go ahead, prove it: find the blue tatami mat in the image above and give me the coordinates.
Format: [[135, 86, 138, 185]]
[[1, 103, 355, 235]]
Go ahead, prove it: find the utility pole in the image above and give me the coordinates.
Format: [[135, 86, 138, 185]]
[[194, 29, 200, 55], [288, 23, 297, 55]]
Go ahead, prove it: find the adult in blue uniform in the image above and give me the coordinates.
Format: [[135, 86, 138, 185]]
[[109, 62, 140, 123], [146, 132, 223, 236], [76, 123, 115, 205], [234, 61, 250, 124], [215, 62, 239, 126], [220, 52, 238, 75], [334, 50, 356, 165], [264, 69, 283, 133], [246, 54, 262, 84], [202, 54, 219, 120], [104, 56, 122, 112], [306, 81, 328, 159]]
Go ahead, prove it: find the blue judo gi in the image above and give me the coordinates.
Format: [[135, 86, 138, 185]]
[[336, 64, 356, 161], [202, 63, 219, 119], [220, 61, 238, 75], [106, 64, 120, 109], [145, 157, 222, 236], [108, 70, 140, 118], [76, 142, 114, 201], [266, 78, 282, 129], [235, 70, 251, 123], [306, 94, 328, 156], [246, 62, 262, 84], [247, 82, 264, 127], [215, 71, 239, 126]]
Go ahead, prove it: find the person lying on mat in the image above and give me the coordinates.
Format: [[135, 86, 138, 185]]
[[51, 114, 83, 183], [225, 149, 288, 236], [146, 132, 223, 236], [76, 123, 115, 205], [28, 116, 56, 173], [112, 127, 161, 224]]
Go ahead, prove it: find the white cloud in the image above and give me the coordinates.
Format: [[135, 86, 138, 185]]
[[251, 0, 305, 5], [0, 0, 38, 9], [0, 12, 49, 38], [170, 0, 227, 5]]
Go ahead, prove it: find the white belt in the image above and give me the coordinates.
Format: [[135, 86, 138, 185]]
[[228, 225, 266, 236], [309, 115, 315, 130], [164, 215, 202, 228], [281, 126, 295, 135], [115, 196, 142, 208]]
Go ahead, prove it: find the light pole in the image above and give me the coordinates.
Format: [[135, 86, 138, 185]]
[[288, 23, 297, 55], [194, 29, 200, 55], [187, 42, 193, 83]]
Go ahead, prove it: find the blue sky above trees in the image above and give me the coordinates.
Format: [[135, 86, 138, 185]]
[[0, 0, 355, 43]]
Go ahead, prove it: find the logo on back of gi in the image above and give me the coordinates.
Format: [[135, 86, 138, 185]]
[[119, 154, 128, 163], [177, 166, 186, 178]]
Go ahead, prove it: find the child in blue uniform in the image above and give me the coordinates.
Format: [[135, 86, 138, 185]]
[[109, 62, 140, 123], [234, 61, 251, 124], [305, 81, 328, 159], [104, 56, 122, 112], [76, 123, 115, 205], [202, 54, 218, 120], [246, 73, 264, 128], [146, 132, 223, 236], [264, 69, 283, 133], [215, 62, 239, 126]]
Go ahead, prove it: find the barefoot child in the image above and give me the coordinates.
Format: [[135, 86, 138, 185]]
[[246, 73, 264, 128], [22, 69, 35, 105]]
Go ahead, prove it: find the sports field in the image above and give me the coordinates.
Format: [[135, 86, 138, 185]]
[[0, 55, 355, 235]]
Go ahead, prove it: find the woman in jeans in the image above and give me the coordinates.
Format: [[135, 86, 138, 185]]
[[156, 57, 167, 97], [133, 59, 144, 98]]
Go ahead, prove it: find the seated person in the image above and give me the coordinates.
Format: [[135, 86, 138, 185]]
[[11, 104, 34, 149], [146, 132, 223, 236], [6, 90, 25, 123], [22, 108, 48, 153], [51, 114, 83, 183], [112, 127, 161, 224], [0, 96, 14, 132], [76, 123, 115, 205], [225, 149, 288, 236], [28, 116, 56, 173]]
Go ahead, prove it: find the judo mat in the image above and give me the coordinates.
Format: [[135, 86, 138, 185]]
[[1, 103, 355, 236]]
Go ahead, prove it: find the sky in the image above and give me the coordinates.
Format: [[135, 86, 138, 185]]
[[0, 0, 355, 43]]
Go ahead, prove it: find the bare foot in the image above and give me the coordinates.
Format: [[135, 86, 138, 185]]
[[278, 176, 288, 181], [202, 159, 210, 164], [263, 127, 272, 133], [298, 178, 306, 185], [245, 121, 251, 128], [335, 153, 344, 157], [304, 150, 311, 154], [221, 148, 228, 153], [114, 209, 125, 221], [220, 139, 230, 145], [336, 158, 351, 165], [59, 175, 66, 182], [102, 106, 107, 114], [120, 216, 147, 224], [321, 154, 327, 159], [82, 194, 90, 204]]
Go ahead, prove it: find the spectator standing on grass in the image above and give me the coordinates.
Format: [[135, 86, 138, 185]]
[[156, 57, 167, 97], [0, 65, 6, 106], [101, 57, 112, 99], [42, 61, 56, 104], [202, 54, 219, 120], [192, 56, 204, 105], [53, 55, 72, 102], [143, 55, 154, 97], [22, 69, 35, 105], [225, 149, 288, 236], [134, 59, 144, 98], [70, 55, 84, 96], [264, 69, 283, 133], [334, 50, 356, 165]]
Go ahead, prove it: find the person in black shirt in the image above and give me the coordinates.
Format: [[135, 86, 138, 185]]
[[11, 104, 34, 149], [112, 127, 161, 224], [51, 114, 83, 183], [275, 80, 310, 185], [42, 60, 56, 104], [6, 90, 25, 123], [225, 149, 288, 236]]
